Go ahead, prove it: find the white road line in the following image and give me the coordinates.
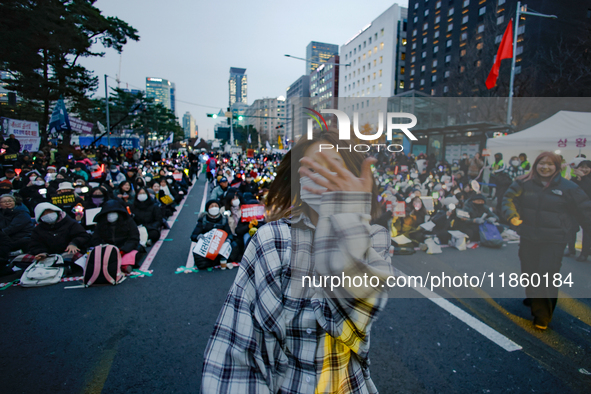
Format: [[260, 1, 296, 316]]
[[394, 269, 522, 352], [139, 183, 194, 272], [185, 181, 208, 269]]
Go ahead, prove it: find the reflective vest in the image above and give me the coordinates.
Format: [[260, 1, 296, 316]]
[[492, 160, 504, 171], [520, 160, 530, 170]]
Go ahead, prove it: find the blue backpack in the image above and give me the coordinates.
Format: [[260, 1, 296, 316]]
[[479, 222, 504, 248]]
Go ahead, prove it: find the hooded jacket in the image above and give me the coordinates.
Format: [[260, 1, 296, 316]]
[[190, 200, 232, 242], [502, 175, 591, 243], [90, 200, 140, 253], [131, 191, 163, 231], [463, 194, 498, 223], [29, 203, 90, 255], [0, 205, 34, 242]]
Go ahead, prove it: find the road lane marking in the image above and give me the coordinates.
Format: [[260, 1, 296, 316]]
[[139, 183, 194, 272], [393, 268, 522, 352]]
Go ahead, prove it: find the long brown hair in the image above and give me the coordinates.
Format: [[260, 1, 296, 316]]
[[518, 151, 562, 186], [266, 130, 379, 221]]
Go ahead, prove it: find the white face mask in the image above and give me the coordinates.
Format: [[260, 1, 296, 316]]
[[107, 212, 118, 223], [34, 180, 45, 186], [208, 206, 220, 217], [41, 212, 58, 224], [232, 199, 240, 207], [167, 179, 173, 184], [299, 175, 328, 214], [511, 160, 520, 167], [137, 194, 148, 202], [75, 187, 82, 194]]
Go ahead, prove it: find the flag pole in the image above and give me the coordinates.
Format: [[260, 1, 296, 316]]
[[506, 2, 520, 125]]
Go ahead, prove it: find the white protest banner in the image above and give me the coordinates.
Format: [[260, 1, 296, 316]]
[[69, 117, 94, 134]]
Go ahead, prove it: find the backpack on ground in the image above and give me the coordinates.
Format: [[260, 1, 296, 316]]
[[20, 255, 65, 287], [84, 244, 126, 286], [479, 222, 504, 248]]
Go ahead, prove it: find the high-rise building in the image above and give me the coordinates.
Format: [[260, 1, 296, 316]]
[[306, 41, 339, 75], [170, 82, 176, 115], [338, 3, 408, 128], [146, 77, 174, 111], [182, 112, 196, 139], [285, 75, 311, 142], [244, 98, 286, 144], [403, 0, 591, 97], [310, 55, 340, 129], [229, 67, 247, 107]]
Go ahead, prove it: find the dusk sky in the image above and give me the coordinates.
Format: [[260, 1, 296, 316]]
[[81, 0, 409, 139]]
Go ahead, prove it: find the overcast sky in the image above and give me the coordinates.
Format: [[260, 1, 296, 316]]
[[81, 0, 409, 140]]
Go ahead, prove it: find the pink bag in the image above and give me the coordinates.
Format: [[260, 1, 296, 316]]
[[121, 250, 138, 266]]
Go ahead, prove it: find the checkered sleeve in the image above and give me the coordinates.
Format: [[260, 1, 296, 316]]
[[201, 221, 290, 394], [312, 191, 392, 361]]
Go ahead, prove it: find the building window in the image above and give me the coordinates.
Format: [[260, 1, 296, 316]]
[[447, 23, 453, 32], [478, 24, 485, 33], [423, 37, 428, 44], [413, 29, 417, 36], [434, 46, 439, 54], [379, 69, 382, 77], [476, 60, 482, 67], [373, 59, 377, 66], [423, 22, 429, 30], [479, 6, 486, 16], [497, 15, 504, 25], [412, 42, 417, 49], [460, 49, 466, 57], [421, 65, 426, 72], [414, 2, 419, 9], [434, 31, 440, 39], [380, 42, 384, 50], [460, 66, 465, 73], [461, 32, 468, 41], [444, 85, 449, 93], [401, 53, 405, 60], [495, 34, 502, 43], [411, 69, 415, 76], [436, 1, 442, 9], [411, 55, 416, 63], [518, 25, 525, 35], [445, 55, 451, 63], [422, 51, 426, 59], [401, 66, 405, 75], [381, 28, 384, 36], [410, 82, 415, 89], [420, 79, 425, 86], [446, 39, 452, 47], [449, 7, 454, 16], [432, 75, 437, 82], [498, 0, 505, 4], [515, 65, 522, 74], [463, 0, 470, 7], [516, 46, 523, 55], [414, 16, 418, 23], [400, 81, 405, 89], [444, 70, 450, 78], [476, 42, 483, 50], [433, 60, 438, 68], [373, 72, 376, 79], [378, 82, 383, 90], [380, 56, 383, 63], [462, 15, 469, 24], [435, 15, 441, 24], [425, 9, 429, 17]]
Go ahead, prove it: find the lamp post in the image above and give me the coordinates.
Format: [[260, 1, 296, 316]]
[[104, 74, 111, 148]]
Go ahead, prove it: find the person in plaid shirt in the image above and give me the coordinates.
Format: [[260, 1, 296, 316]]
[[201, 132, 394, 394]]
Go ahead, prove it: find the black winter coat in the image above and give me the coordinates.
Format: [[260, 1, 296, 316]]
[[573, 175, 591, 199], [190, 214, 232, 242], [131, 198, 163, 231], [90, 200, 140, 253], [502, 175, 591, 243], [28, 215, 90, 255], [0, 208, 33, 241]]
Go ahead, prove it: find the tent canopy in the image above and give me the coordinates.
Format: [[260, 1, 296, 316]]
[[486, 111, 590, 162]]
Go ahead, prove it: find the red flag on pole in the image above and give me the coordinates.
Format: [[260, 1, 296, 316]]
[[486, 19, 514, 89]]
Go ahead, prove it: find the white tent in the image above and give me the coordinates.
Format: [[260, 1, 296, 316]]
[[486, 110, 590, 162]]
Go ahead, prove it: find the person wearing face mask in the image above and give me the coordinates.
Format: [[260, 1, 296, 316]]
[[131, 188, 163, 245], [0, 194, 34, 254], [452, 193, 500, 241], [566, 158, 591, 261], [91, 200, 140, 260], [493, 156, 525, 220], [239, 171, 259, 200], [503, 152, 591, 330], [390, 196, 428, 245], [210, 176, 229, 202], [190, 200, 234, 268], [17, 203, 90, 272], [20, 175, 48, 212], [107, 165, 126, 187]]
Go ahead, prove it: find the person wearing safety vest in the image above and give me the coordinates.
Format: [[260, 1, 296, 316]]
[[519, 153, 530, 171]]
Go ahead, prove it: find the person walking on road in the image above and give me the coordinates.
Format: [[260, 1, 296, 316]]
[[503, 152, 591, 330], [201, 131, 393, 394]]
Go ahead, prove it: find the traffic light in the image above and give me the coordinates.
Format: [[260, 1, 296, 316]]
[[238, 115, 243, 121], [207, 113, 217, 118]]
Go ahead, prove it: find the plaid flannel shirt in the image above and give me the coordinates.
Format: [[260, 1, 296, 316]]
[[504, 165, 525, 180], [201, 192, 393, 394]]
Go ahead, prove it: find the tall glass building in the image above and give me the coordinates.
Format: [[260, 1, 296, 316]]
[[146, 77, 175, 112], [305, 41, 339, 75], [229, 67, 247, 107]]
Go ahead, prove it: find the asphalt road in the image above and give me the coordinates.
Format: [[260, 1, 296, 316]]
[[1, 178, 590, 393]]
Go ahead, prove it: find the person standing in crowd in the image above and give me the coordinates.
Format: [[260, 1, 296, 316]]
[[495, 156, 525, 218], [468, 152, 484, 180], [503, 152, 591, 330], [206, 154, 217, 183], [201, 131, 392, 393], [568, 158, 591, 261], [2, 134, 21, 155]]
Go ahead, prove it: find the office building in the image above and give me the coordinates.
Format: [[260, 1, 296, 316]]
[[182, 112, 196, 139], [229, 67, 247, 107], [310, 55, 340, 129], [285, 75, 311, 142], [244, 97, 286, 144], [146, 77, 174, 111], [338, 3, 408, 130], [170, 83, 176, 115], [306, 41, 339, 75], [403, 0, 591, 97]]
